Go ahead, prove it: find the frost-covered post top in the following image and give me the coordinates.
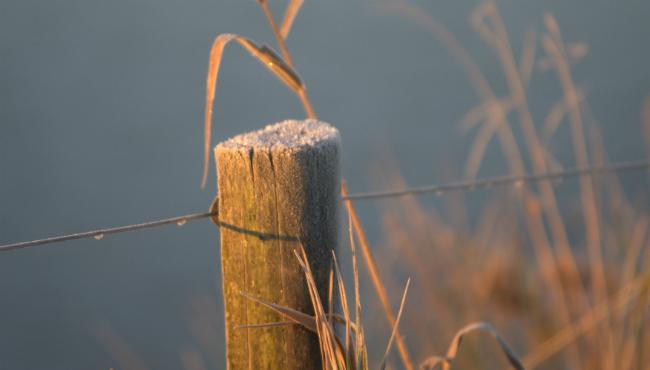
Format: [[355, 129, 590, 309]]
[[216, 119, 340, 152]]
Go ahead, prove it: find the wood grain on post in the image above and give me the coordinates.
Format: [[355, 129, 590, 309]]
[[214, 119, 340, 369]]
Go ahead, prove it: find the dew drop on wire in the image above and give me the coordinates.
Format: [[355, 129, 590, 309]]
[[434, 190, 444, 196], [176, 219, 187, 227], [514, 180, 525, 188], [94, 234, 105, 240]]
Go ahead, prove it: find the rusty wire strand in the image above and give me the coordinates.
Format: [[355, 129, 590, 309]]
[[1, 159, 648, 252]]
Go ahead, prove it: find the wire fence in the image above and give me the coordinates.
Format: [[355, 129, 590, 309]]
[[1, 159, 649, 253]]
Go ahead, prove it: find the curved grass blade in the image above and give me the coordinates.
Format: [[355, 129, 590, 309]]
[[202, 34, 304, 188], [419, 322, 525, 370], [202, 33, 237, 188]]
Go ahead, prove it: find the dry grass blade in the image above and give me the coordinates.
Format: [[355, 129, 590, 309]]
[[202, 33, 236, 188], [519, 28, 537, 86], [538, 35, 589, 69], [240, 291, 317, 332], [460, 101, 524, 178], [380, 278, 411, 370], [567, 42, 588, 61], [293, 245, 346, 369], [332, 251, 354, 367], [256, 0, 316, 119], [281, 0, 304, 39], [464, 112, 503, 178], [542, 99, 567, 142], [94, 322, 150, 370], [464, 99, 516, 178], [445, 323, 524, 370], [543, 13, 561, 42], [470, 2, 502, 50], [620, 217, 647, 286], [237, 321, 294, 329], [237, 314, 359, 333], [347, 190, 368, 370], [419, 322, 524, 370], [459, 102, 489, 133], [542, 90, 586, 143], [254, 44, 304, 91], [201, 33, 305, 188], [459, 98, 514, 133]]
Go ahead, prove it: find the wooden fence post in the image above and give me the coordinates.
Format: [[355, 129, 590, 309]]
[[214, 119, 340, 369]]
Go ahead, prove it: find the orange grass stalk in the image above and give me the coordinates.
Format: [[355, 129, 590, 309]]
[[256, 0, 315, 118], [541, 12, 608, 314], [540, 15, 616, 369], [348, 208, 369, 369], [380, 278, 411, 370]]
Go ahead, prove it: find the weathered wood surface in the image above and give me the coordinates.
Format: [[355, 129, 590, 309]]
[[215, 119, 340, 369]]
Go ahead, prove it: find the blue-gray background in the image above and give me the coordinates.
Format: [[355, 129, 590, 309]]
[[1, 0, 648, 369]]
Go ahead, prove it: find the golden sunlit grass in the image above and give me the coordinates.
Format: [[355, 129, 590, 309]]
[[371, 2, 650, 369]]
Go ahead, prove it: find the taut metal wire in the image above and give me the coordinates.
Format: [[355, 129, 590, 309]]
[[1, 159, 648, 253]]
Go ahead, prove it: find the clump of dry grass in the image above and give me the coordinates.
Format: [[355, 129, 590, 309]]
[[236, 180, 527, 370], [371, 1, 650, 369], [241, 211, 526, 370], [238, 215, 406, 370]]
